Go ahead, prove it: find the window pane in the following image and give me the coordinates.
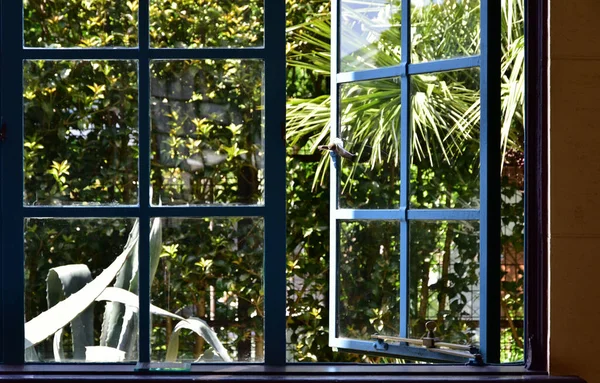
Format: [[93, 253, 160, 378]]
[[340, 0, 401, 72], [339, 78, 400, 209], [151, 218, 264, 363], [24, 218, 138, 362], [151, 60, 264, 206], [150, 0, 264, 48], [410, 68, 480, 209], [24, 1, 137, 47], [408, 220, 479, 346], [410, 0, 480, 63], [499, 0, 524, 361], [338, 220, 400, 340], [24, 60, 138, 206]]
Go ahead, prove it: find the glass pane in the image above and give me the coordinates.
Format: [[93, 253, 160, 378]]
[[410, 68, 480, 209], [338, 220, 400, 340], [340, 0, 401, 72], [24, 1, 137, 47], [151, 218, 264, 362], [410, 0, 480, 63], [150, 0, 264, 48], [408, 220, 479, 346], [25, 218, 138, 362], [151, 60, 264, 206], [24, 61, 138, 206], [499, 0, 524, 362], [339, 78, 400, 209]]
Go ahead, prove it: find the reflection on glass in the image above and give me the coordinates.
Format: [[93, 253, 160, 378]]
[[338, 221, 400, 340], [24, 61, 138, 206], [339, 78, 400, 209], [410, 68, 480, 209], [24, 218, 137, 362], [408, 220, 479, 345], [151, 218, 264, 363], [340, 0, 401, 72], [411, 0, 480, 63], [24, 1, 137, 47], [150, 0, 264, 48], [151, 60, 264, 206]]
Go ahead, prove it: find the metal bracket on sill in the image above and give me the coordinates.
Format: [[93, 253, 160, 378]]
[[371, 321, 485, 366]]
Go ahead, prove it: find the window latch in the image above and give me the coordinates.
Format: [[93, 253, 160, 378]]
[[0, 121, 6, 142]]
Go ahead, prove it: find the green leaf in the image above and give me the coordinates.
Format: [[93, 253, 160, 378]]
[[25, 221, 139, 349], [166, 317, 232, 362], [46, 264, 94, 360]]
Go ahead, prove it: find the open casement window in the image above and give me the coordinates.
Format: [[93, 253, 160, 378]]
[[328, 0, 502, 364], [0, 1, 286, 365]]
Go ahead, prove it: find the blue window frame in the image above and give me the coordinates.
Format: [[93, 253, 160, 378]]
[[328, 0, 501, 363], [0, 0, 286, 365], [0, 0, 551, 373]]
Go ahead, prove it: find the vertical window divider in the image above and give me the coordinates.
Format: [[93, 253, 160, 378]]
[[138, 0, 151, 365], [0, 0, 4, 364], [328, 0, 341, 346], [399, 0, 412, 341], [480, 0, 502, 364], [1, 0, 25, 365], [263, 0, 287, 366]]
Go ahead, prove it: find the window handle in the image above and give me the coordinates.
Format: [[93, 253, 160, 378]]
[[0, 120, 6, 142]]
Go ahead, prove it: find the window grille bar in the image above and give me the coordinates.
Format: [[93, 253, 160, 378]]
[[1, 0, 25, 365], [333, 209, 480, 221], [138, 0, 151, 364], [408, 56, 481, 75], [22, 48, 267, 61], [329, 0, 341, 345], [22, 206, 266, 218], [336, 56, 481, 84], [399, 0, 412, 341], [479, 0, 502, 364], [263, 0, 287, 366]]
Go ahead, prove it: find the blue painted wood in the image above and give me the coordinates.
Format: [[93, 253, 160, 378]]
[[138, 0, 151, 364], [336, 56, 481, 84], [1, 0, 25, 365], [408, 56, 481, 75], [329, 0, 341, 347], [263, 0, 287, 366], [22, 48, 267, 60], [22, 206, 265, 218], [399, 0, 411, 341], [480, 0, 502, 364]]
